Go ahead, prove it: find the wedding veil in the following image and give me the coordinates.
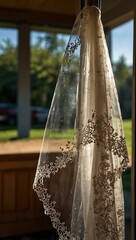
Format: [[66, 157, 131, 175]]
[[33, 5, 129, 240]]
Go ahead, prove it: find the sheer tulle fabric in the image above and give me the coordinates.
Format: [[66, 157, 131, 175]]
[[33, 6, 128, 240]]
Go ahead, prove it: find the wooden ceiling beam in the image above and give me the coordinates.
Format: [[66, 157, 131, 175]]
[[102, 0, 133, 28], [0, 7, 75, 29], [0, 0, 134, 30]]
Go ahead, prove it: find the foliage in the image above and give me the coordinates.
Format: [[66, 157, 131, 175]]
[[30, 33, 66, 107], [0, 33, 66, 108], [0, 35, 132, 118], [0, 39, 17, 103], [113, 56, 132, 119]]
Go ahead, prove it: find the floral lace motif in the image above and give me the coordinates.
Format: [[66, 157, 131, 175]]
[[33, 185, 74, 239], [80, 111, 128, 171], [34, 112, 128, 240], [33, 140, 78, 239], [63, 6, 95, 68], [33, 5, 128, 240], [64, 37, 80, 67], [93, 153, 125, 239], [36, 140, 76, 180]]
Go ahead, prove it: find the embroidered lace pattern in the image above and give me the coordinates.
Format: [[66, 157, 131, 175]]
[[80, 111, 128, 172], [63, 6, 95, 67], [33, 6, 128, 240], [64, 38, 80, 67], [36, 140, 77, 180], [34, 140, 79, 240], [93, 155, 125, 239], [34, 112, 128, 240], [34, 186, 74, 240]]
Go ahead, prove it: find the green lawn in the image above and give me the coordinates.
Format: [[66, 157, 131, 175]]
[[0, 119, 132, 155], [0, 125, 44, 141], [0, 126, 75, 141], [123, 119, 132, 156], [0, 120, 131, 191]]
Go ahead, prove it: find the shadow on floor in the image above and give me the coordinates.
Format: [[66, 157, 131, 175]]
[[1, 190, 131, 240], [0, 230, 58, 240]]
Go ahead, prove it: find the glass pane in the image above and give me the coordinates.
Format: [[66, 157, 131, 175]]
[[0, 27, 18, 142], [30, 30, 69, 138]]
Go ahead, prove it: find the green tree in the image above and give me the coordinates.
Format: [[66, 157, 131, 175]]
[[0, 33, 66, 108], [113, 56, 132, 119], [31, 33, 66, 108], [0, 39, 17, 103]]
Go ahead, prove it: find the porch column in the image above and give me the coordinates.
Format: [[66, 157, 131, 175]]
[[132, 1, 135, 239], [18, 23, 30, 138]]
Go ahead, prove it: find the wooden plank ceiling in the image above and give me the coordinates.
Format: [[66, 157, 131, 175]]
[[0, 0, 133, 29]]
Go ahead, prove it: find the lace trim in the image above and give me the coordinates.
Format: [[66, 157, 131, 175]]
[[37, 140, 76, 180], [93, 152, 125, 239], [33, 112, 128, 240], [80, 111, 128, 171], [33, 186, 76, 240]]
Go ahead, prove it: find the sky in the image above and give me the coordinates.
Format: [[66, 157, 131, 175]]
[[111, 19, 133, 66], [0, 19, 134, 66]]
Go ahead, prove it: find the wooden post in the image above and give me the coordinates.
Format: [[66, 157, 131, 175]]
[[18, 23, 30, 138], [131, 1, 135, 239]]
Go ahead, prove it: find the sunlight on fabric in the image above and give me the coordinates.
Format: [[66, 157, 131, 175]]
[[33, 6, 129, 240]]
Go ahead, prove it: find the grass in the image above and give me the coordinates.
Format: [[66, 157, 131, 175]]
[[0, 124, 44, 141], [0, 120, 132, 155], [123, 119, 132, 156], [38, 129, 75, 140], [0, 121, 131, 192], [0, 126, 75, 141]]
